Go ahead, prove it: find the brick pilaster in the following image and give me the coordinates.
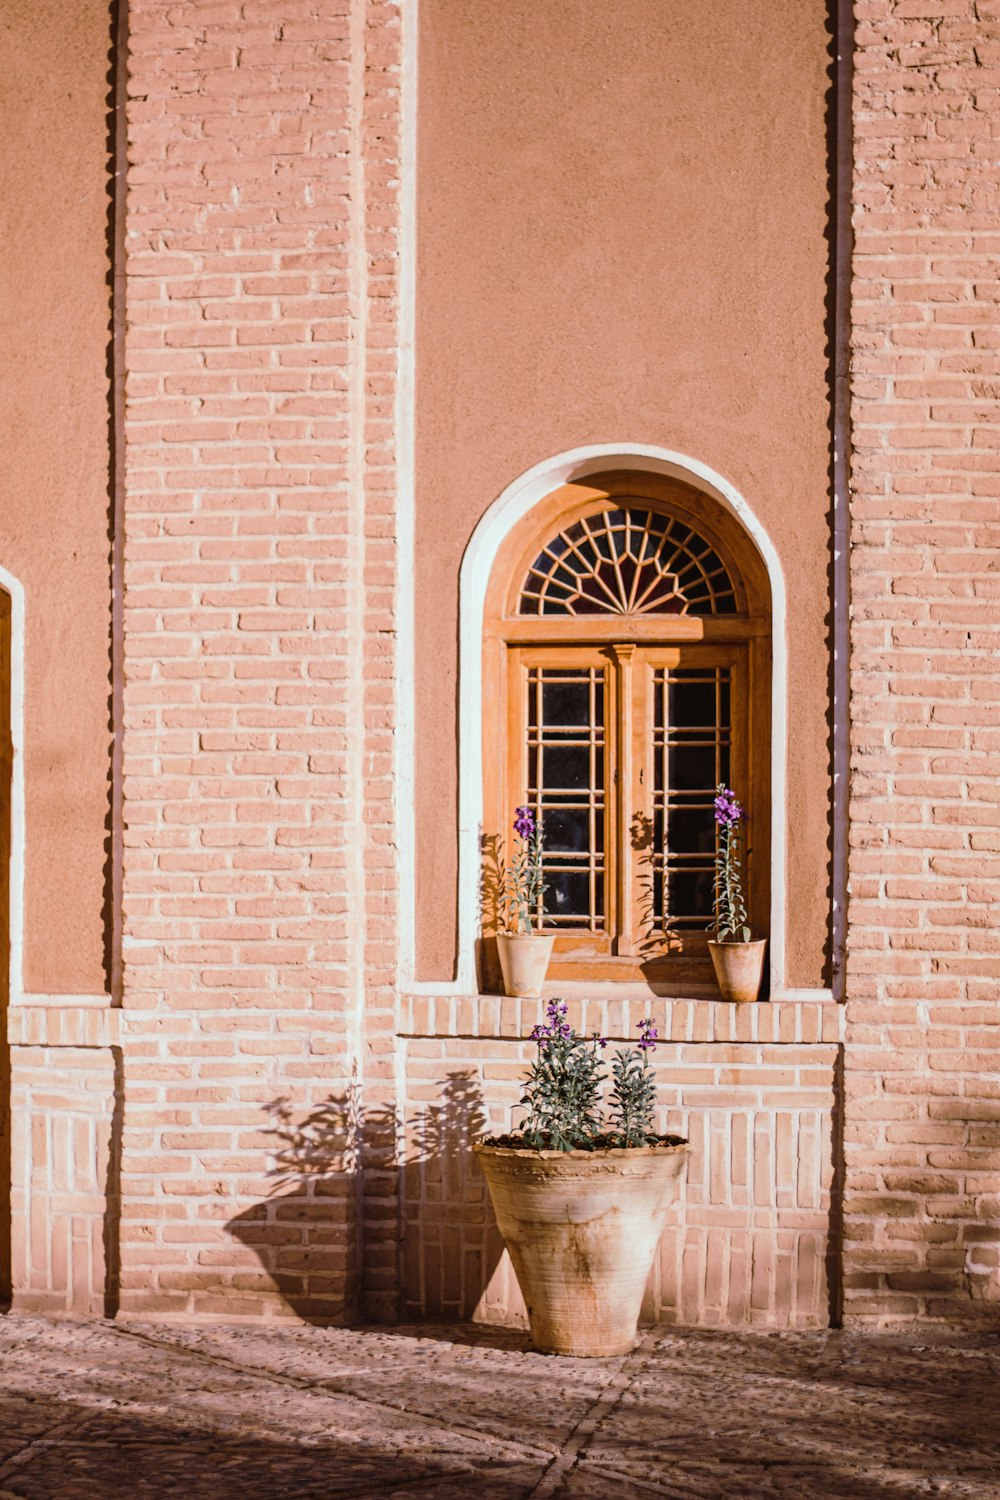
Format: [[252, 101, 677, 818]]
[[846, 0, 1000, 1320]]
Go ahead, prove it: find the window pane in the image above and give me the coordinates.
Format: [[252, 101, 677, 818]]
[[543, 745, 591, 790], [527, 666, 606, 931], [542, 807, 590, 852], [542, 680, 590, 727]]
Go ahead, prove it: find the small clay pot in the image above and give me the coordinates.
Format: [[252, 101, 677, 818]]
[[496, 933, 555, 998], [708, 938, 767, 1003]]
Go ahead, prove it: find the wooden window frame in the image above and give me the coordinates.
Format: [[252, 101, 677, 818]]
[[482, 472, 771, 992]]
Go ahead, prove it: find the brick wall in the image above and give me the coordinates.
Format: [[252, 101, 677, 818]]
[[8, 1008, 120, 1316], [399, 998, 843, 1330], [845, 0, 1000, 1320], [119, 0, 401, 1320]]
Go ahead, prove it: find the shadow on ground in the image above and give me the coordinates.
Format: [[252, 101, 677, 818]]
[[0, 1388, 541, 1500]]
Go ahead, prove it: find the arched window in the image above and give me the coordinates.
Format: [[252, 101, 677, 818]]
[[483, 472, 771, 989]]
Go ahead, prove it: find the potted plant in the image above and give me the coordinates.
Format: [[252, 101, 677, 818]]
[[474, 1003, 689, 1356], [494, 804, 554, 998], [707, 784, 767, 1003]]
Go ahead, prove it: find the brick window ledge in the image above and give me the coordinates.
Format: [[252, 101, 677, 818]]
[[401, 990, 844, 1045]]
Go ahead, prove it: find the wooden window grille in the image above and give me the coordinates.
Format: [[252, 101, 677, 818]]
[[519, 505, 738, 618]]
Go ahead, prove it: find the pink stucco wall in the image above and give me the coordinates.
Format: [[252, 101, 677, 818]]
[[0, 0, 114, 996], [412, 0, 835, 989]]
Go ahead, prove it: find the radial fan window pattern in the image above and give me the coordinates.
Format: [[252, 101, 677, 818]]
[[518, 506, 738, 617]]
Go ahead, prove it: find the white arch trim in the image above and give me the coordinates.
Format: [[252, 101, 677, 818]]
[[405, 443, 816, 999], [0, 564, 25, 1004]]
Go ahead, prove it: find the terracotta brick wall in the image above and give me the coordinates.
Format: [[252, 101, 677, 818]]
[[845, 0, 1000, 1320], [8, 1008, 120, 1316], [119, 0, 401, 1320]]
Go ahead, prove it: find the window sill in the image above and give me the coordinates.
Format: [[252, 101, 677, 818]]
[[401, 989, 844, 1045]]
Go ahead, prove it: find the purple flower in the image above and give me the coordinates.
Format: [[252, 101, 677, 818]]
[[592, 1032, 607, 1050], [514, 805, 536, 840], [638, 1018, 658, 1051], [713, 785, 743, 829]]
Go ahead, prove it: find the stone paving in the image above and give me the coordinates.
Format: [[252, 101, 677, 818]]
[[0, 1314, 997, 1498]]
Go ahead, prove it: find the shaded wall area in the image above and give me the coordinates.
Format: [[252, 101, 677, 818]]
[[413, 0, 835, 987]]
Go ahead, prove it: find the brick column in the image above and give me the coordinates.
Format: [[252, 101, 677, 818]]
[[846, 0, 1000, 1320], [120, 0, 401, 1320]]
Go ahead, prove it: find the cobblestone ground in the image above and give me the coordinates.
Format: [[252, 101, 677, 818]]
[[0, 1315, 997, 1499]]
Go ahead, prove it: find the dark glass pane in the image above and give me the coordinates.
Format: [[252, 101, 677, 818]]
[[618, 556, 637, 598], [542, 680, 590, 727], [668, 675, 717, 728], [642, 577, 680, 611], [577, 575, 610, 610], [543, 870, 591, 919], [594, 808, 604, 852], [572, 594, 605, 615], [666, 805, 715, 856], [542, 745, 591, 790], [596, 559, 620, 599], [593, 527, 613, 561], [668, 743, 715, 792], [541, 807, 590, 852], [527, 745, 538, 793], [667, 867, 714, 920], [719, 745, 730, 786]]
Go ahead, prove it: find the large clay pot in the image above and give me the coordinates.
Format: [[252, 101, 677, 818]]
[[473, 1140, 689, 1356], [708, 938, 767, 1003], [496, 933, 555, 998]]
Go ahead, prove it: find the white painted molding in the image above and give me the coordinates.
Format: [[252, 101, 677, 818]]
[[0, 564, 25, 1006], [403, 444, 790, 998], [770, 988, 836, 1004], [12, 993, 114, 1009]]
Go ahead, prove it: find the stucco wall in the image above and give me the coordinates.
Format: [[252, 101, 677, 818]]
[[413, 0, 835, 988], [0, 0, 114, 996]]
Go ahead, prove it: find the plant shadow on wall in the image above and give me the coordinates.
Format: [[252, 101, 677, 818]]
[[226, 1072, 505, 1327], [478, 832, 505, 992], [226, 1086, 393, 1325], [402, 1069, 509, 1323]]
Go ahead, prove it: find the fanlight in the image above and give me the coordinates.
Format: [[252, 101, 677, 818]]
[[518, 505, 738, 617]]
